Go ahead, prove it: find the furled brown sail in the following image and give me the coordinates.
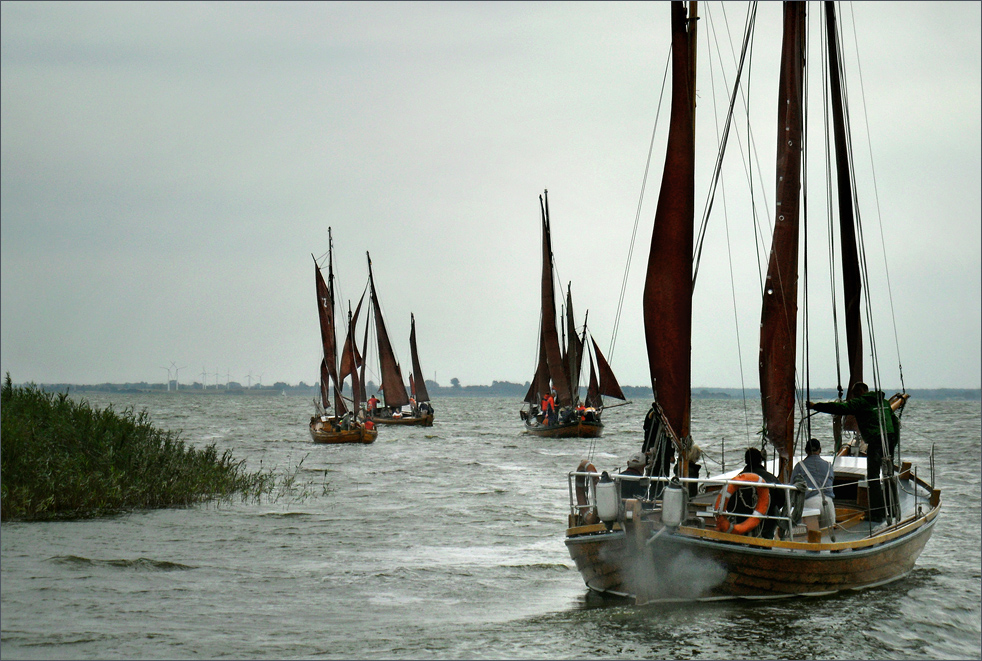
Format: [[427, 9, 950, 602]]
[[759, 2, 806, 476], [824, 1, 863, 399]]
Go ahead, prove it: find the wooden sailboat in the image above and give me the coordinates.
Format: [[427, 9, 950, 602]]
[[309, 230, 377, 444], [521, 190, 626, 438], [565, 1, 939, 603], [364, 253, 434, 427]]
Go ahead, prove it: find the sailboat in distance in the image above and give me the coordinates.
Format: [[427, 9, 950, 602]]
[[309, 229, 377, 444], [564, 1, 939, 603], [521, 189, 627, 438], [364, 253, 434, 427]]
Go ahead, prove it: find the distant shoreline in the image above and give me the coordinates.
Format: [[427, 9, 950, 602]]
[[24, 382, 982, 401]]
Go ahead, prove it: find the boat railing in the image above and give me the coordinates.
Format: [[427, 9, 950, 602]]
[[568, 470, 804, 531]]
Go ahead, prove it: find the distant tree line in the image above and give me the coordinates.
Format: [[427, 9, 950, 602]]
[[34, 380, 981, 401]]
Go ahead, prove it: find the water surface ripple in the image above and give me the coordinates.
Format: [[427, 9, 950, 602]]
[[2, 394, 979, 659]]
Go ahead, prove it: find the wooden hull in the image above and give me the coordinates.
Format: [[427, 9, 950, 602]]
[[565, 467, 941, 603], [525, 418, 603, 438], [370, 413, 434, 427], [566, 508, 938, 602], [309, 417, 378, 444]]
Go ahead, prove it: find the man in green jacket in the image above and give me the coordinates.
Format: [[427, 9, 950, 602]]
[[807, 382, 900, 523]]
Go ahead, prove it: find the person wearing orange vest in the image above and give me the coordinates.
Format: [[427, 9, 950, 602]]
[[576, 402, 587, 421], [541, 390, 556, 426]]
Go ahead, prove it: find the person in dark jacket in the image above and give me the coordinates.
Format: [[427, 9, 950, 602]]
[[740, 447, 785, 539], [808, 382, 900, 523], [619, 452, 647, 499], [642, 402, 674, 497]]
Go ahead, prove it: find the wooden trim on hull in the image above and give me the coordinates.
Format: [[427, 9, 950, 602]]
[[525, 419, 603, 438], [565, 505, 940, 602], [370, 413, 434, 427], [309, 418, 378, 444]]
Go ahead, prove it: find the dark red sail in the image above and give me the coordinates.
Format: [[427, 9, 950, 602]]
[[367, 253, 410, 409], [643, 1, 696, 440], [339, 292, 365, 381], [314, 250, 345, 415], [409, 313, 430, 403], [759, 2, 806, 474], [584, 351, 602, 409], [564, 285, 583, 403], [592, 337, 626, 401], [824, 1, 863, 398], [538, 191, 571, 407]]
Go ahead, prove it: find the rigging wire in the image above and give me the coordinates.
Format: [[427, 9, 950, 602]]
[[692, 2, 757, 286], [844, 1, 906, 394], [800, 5, 813, 451], [609, 45, 672, 363], [704, 1, 756, 445], [830, 3, 894, 461], [820, 4, 845, 402]]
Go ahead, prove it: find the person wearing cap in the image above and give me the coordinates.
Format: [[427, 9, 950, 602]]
[[790, 438, 836, 528], [619, 452, 647, 499]]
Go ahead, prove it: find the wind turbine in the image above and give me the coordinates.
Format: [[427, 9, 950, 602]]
[[171, 362, 188, 391], [201, 367, 209, 390], [160, 365, 173, 391]]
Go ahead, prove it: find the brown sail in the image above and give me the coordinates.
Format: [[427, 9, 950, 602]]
[[409, 313, 430, 403], [824, 1, 864, 400], [524, 339, 550, 406], [309, 229, 375, 444], [319, 358, 331, 411], [338, 291, 365, 383], [339, 299, 364, 414], [367, 252, 410, 409], [759, 2, 806, 475], [564, 285, 583, 404], [584, 351, 601, 409], [314, 248, 346, 415], [592, 337, 626, 401], [538, 191, 572, 407], [642, 0, 696, 440]]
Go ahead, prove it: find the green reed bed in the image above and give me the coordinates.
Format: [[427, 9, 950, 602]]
[[1, 375, 276, 521]]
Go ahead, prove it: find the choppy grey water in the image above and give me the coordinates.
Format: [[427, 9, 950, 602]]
[[2, 394, 979, 660]]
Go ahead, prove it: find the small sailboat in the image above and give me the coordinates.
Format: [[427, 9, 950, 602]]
[[309, 230, 378, 444], [364, 253, 434, 427], [521, 190, 626, 438], [565, 1, 940, 603]]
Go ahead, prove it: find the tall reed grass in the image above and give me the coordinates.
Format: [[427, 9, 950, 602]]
[[1, 375, 276, 521]]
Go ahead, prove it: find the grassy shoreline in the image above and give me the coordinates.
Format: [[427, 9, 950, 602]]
[[1, 375, 276, 521]]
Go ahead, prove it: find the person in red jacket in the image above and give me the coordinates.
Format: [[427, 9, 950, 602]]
[[541, 390, 556, 426]]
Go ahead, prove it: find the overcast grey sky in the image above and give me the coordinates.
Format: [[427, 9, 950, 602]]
[[2, 1, 980, 391]]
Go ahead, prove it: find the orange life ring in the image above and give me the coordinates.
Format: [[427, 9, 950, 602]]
[[714, 472, 771, 535], [574, 460, 599, 508]]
